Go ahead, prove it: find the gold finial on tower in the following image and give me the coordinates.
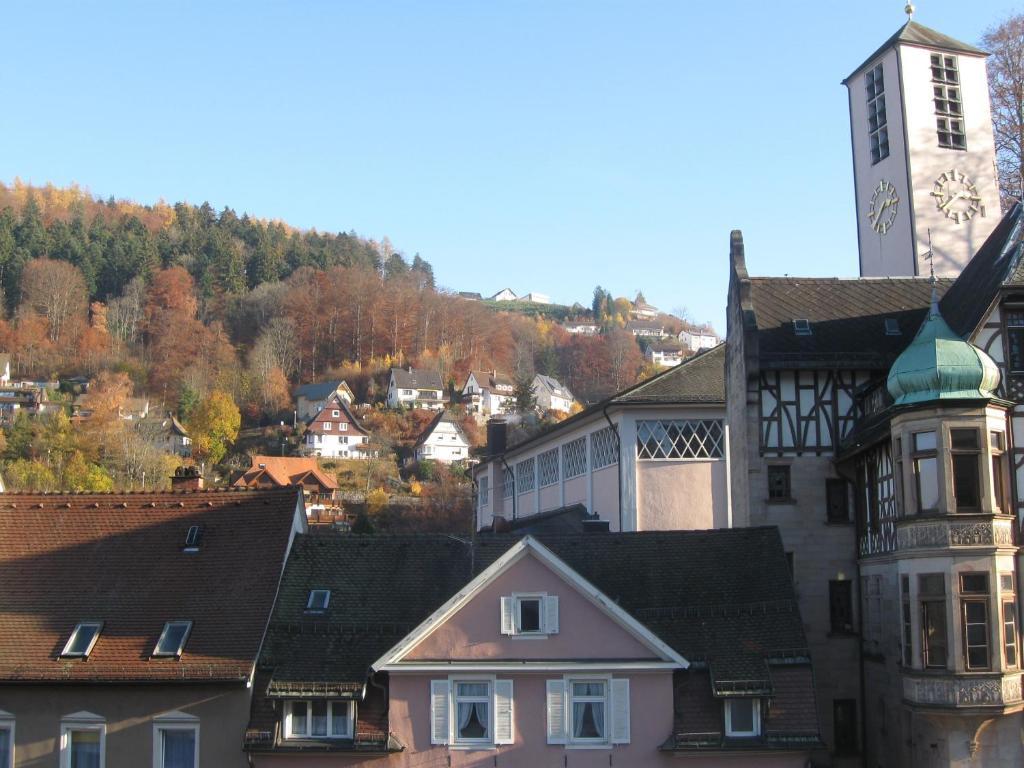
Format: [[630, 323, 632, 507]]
[[905, 2, 915, 20]]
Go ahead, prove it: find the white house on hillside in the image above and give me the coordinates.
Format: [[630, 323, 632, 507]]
[[523, 292, 551, 304], [412, 410, 471, 465], [387, 367, 447, 410], [489, 288, 518, 302], [462, 369, 515, 421], [644, 341, 686, 368], [532, 374, 575, 414], [625, 320, 668, 338], [302, 395, 373, 459], [562, 319, 600, 335], [679, 325, 719, 352], [630, 292, 659, 319], [295, 379, 354, 421]]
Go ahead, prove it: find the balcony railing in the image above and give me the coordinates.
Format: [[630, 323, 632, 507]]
[[902, 671, 1023, 710]]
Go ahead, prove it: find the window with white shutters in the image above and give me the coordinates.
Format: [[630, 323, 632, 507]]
[[590, 426, 618, 469], [562, 438, 587, 479], [430, 678, 514, 748], [636, 419, 724, 459], [546, 676, 630, 746], [500, 594, 559, 636], [538, 448, 559, 487]]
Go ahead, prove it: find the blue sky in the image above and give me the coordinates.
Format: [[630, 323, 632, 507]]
[[1, 1, 1017, 331]]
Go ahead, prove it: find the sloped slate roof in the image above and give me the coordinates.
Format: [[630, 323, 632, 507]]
[[257, 527, 807, 692], [533, 374, 573, 400], [845, 20, 986, 83], [413, 410, 468, 449], [747, 276, 952, 368], [0, 487, 300, 683], [618, 343, 724, 404], [390, 367, 443, 391], [295, 380, 344, 401]]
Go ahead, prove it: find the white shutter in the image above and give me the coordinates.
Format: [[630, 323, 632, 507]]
[[611, 678, 630, 744], [494, 679, 514, 744], [544, 595, 559, 634], [500, 596, 515, 635], [430, 679, 450, 744], [546, 679, 567, 743]]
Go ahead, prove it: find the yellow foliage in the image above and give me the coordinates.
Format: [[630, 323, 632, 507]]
[[367, 487, 389, 515], [409, 480, 423, 496]]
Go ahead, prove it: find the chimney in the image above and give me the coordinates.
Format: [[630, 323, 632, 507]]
[[486, 418, 508, 458], [170, 465, 204, 491]]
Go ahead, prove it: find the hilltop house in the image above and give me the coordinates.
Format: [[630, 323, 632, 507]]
[[411, 410, 472, 465], [561, 319, 600, 335], [630, 293, 659, 320], [387, 367, 446, 410], [625, 320, 668, 338], [139, 411, 192, 457], [243, 530, 819, 766], [489, 288, 518, 302], [523, 292, 551, 304], [532, 374, 575, 414], [679, 324, 719, 352], [234, 455, 340, 518], [462, 369, 515, 421], [301, 395, 373, 459], [0, 485, 305, 768], [295, 380, 354, 421], [644, 340, 687, 368], [476, 347, 725, 533]]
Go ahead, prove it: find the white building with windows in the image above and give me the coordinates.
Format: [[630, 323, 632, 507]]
[[531, 374, 575, 415], [474, 346, 727, 533], [679, 324, 719, 352], [412, 410, 472, 465]]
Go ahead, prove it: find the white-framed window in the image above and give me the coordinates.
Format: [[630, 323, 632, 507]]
[[516, 458, 535, 494], [590, 427, 618, 470], [636, 419, 723, 460], [429, 677, 513, 748], [0, 710, 14, 768], [724, 699, 761, 737], [60, 712, 106, 768], [153, 621, 192, 657], [562, 438, 587, 479], [323, 422, 332, 431], [538, 448, 559, 487], [61, 622, 103, 658], [500, 593, 558, 636], [478, 476, 490, 508], [502, 467, 514, 499], [331, 410, 340, 418], [306, 589, 330, 612], [546, 677, 629, 746], [284, 700, 354, 739], [152, 711, 199, 768], [340, 423, 347, 432]]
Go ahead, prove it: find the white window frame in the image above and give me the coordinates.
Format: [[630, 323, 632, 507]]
[[152, 711, 199, 768], [61, 621, 103, 658], [0, 710, 14, 768], [323, 422, 332, 431], [60, 713, 106, 768], [283, 700, 354, 740], [306, 589, 330, 611], [565, 675, 611, 748], [153, 621, 192, 658], [515, 593, 544, 635], [450, 676, 494, 748], [331, 410, 340, 418], [501, 593, 559, 638], [724, 699, 761, 737]]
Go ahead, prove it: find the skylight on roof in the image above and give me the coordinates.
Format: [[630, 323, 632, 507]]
[[153, 621, 192, 657], [306, 589, 330, 612], [183, 525, 202, 552], [884, 318, 902, 336], [61, 622, 103, 658], [792, 319, 812, 336]]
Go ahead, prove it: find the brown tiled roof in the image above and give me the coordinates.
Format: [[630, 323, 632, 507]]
[[412, 409, 468, 450], [390, 367, 443, 391], [468, 370, 514, 390], [305, 396, 369, 437], [0, 487, 301, 683], [234, 456, 339, 491]]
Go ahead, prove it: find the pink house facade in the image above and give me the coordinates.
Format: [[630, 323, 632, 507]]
[[473, 345, 729, 533], [244, 529, 820, 766]]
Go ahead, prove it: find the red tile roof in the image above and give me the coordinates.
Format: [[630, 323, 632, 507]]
[[234, 456, 339, 491], [0, 487, 301, 683]]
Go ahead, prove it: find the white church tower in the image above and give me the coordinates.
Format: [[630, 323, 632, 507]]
[[845, 9, 1001, 277]]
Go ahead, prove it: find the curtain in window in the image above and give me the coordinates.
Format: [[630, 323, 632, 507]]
[[70, 730, 101, 768], [457, 703, 488, 739], [331, 703, 348, 737], [573, 702, 604, 738], [0, 729, 8, 768], [162, 730, 195, 768], [311, 701, 328, 736]]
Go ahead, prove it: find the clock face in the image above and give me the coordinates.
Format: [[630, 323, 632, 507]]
[[930, 168, 982, 223], [868, 179, 899, 234]]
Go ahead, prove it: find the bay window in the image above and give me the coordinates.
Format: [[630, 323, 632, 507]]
[[1002, 574, 1018, 669], [950, 429, 981, 511], [912, 431, 939, 513], [960, 573, 990, 670], [991, 431, 1008, 512], [920, 574, 947, 669]]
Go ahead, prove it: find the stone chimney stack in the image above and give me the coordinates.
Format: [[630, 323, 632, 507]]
[[170, 465, 204, 491]]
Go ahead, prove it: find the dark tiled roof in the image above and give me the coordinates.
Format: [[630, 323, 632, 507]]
[[258, 527, 807, 691], [618, 343, 725, 403], [413, 409, 467, 449], [488, 503, 599, 534], [390, 367, 443, 391], [939, 203, 1024, 337], [0, 488, 300, 683], [845, 20, 986, 83], [747, 277, 952, 368], [295, 380, 345, 401]]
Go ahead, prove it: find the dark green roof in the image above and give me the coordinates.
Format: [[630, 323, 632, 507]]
[[844, 20, 986, 83]]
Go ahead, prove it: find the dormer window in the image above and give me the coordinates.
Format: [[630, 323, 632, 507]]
[[792, 319, 812, 336], [284, 700, 353, 740], [153, 621, 192, 657], [307, 590, 330, 612], [501, 594, 558, 636], [61, 622, 103, 658], [724, 699, 761, 737]]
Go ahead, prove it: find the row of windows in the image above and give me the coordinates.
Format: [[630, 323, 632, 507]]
[[283, 700, 354, 740], [865, 63, 889, 164], [0, 714, 198, 768], [61, 621, 191, 660], [900, 428, 1007, 516]]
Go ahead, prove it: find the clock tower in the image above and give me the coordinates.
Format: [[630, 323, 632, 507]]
[[845, 15, 1001, 277]]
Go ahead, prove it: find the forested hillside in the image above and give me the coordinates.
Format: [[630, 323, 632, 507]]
[[0, 181, 652, 415]]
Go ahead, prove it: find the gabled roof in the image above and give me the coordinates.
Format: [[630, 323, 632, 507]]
[[0, 487, 303, 683], [413, 410, 469, 450], [234, 456, 339, 490], [295, 379, 351, 402], [468, 369, 514, 390], [305, 395, 369, 436], [844, 20, 987, 83], [372, 536, 688, 671], [533, 373, 573, 400], [390, 367, 444, 391], [254, 526, 806, 694]]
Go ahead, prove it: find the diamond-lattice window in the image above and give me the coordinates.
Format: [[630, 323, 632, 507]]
[[591, 426, 619, 469], [562, 438, 587, 479], [516, 457, 536, 494], [538, 448, 559, 487], [636, 420, 724, 460], [502, 466, 515, 499]]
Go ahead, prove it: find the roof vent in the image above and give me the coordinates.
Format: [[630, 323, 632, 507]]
[[884, 318, 901, 336], [792, 319, 812, 336], [258, 463, 266, 469], [183, 525, 202, 553]]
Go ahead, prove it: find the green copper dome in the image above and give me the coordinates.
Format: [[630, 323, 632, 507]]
[[886, 300, 1000, 406]]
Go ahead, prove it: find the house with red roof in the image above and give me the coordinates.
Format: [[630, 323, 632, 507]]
[[301, 395, 373, 459]]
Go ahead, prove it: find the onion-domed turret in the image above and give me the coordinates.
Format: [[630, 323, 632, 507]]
[[886, 298, 1000, 406]]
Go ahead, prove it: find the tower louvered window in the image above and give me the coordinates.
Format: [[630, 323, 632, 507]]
[[866, 63, 889, 163], [931, 53, 966, 149]]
